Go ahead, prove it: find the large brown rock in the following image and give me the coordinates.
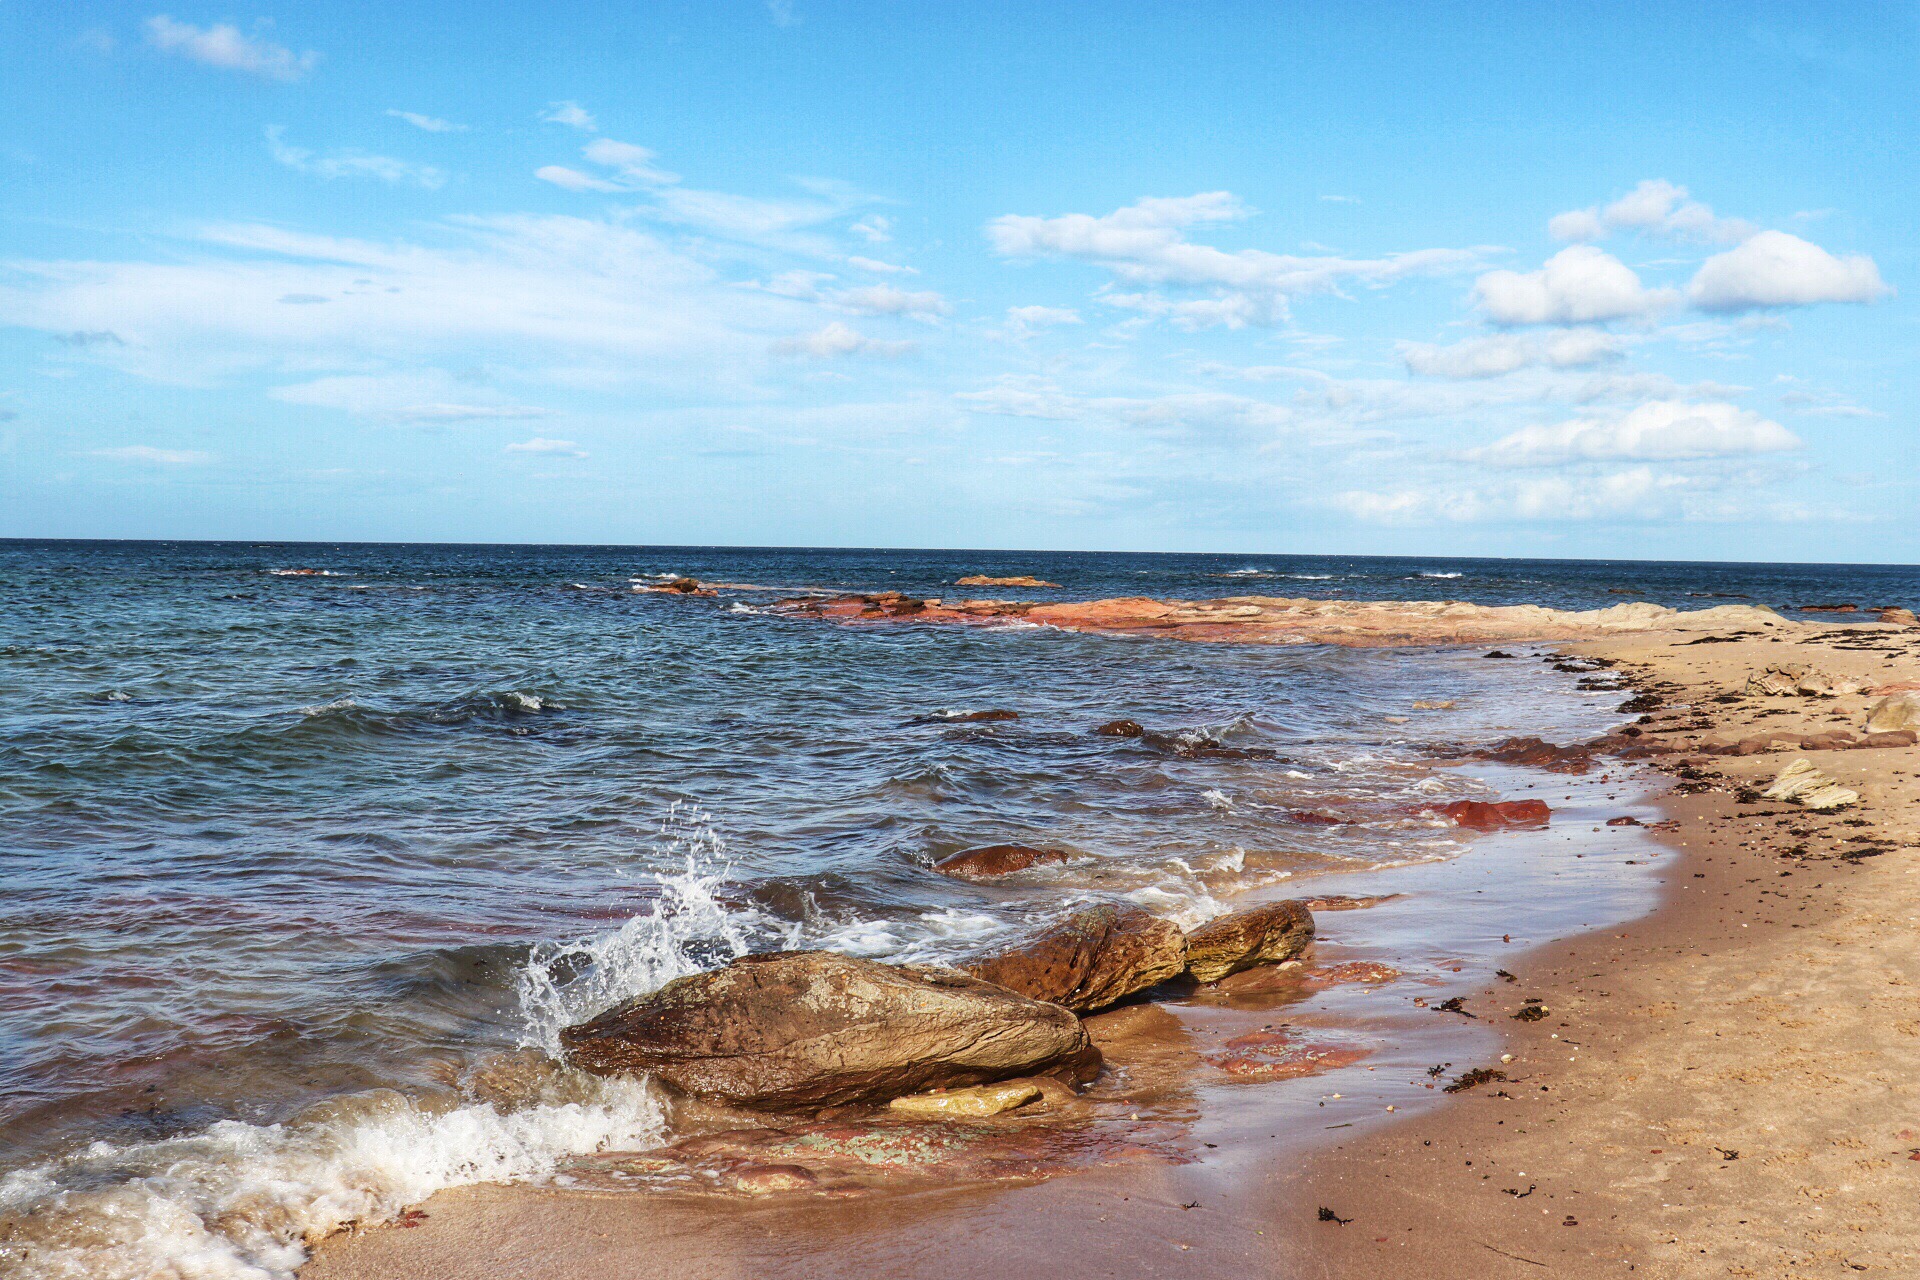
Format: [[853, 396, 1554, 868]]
[[560, 951, 1099, 1109], [961, 904, 1186, 1012], [1184, 900, 1316, 984], [933, 844, 1070, 881], [1865, 691, 1920, 735]]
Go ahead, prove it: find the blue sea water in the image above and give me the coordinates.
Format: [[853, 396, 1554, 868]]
[[0, 539, 1914, 1278]]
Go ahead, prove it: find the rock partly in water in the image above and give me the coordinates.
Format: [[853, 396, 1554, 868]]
[[962, 904, 1186, 1013], [1183, 900, 1316, 984], [1296, 893, 1400, 911], [1093, 718, 1146, 737], [1745, 663, 1863, 698], [1437, 798, 1552, 830], [887, 1080, 1041, 1118], [1760, 758, 1859, 812], [1203, 1028, 1371, 1079], [1879, 606, 1920, 628], [560, 951, 1099, 1109], [932, 844, 1071, 881], [955, 575, 1061, 588], [1865, 691, 1920, 735], [1467, 736, 1595, 774]]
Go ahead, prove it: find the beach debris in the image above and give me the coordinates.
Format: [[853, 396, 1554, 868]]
[[1183, 900, 1315, 984], [560, 951, 1099, 1108], [962, 903, 1187, 1013], [1435, 997, 1476, 1018], [1318, 1207, 1353, 1224], [1606, 816, 1643, 826], [1744, 663, 1863, 698], [888, 1080, 1041, 1118], [1865, 691, 1920, 735], [1617, 693, 1662, 713], [955, 574, 1061, 588], [932, 844, 1070, 881], [1444, 1067, 1507, 1093], [1436, 799, 1552, 831], [1760, 759, 1859, 812], [1511, 1004, 1550, 1022]]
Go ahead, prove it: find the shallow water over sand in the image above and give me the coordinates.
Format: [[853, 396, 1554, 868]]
[[2, 541, 1913, 1277]]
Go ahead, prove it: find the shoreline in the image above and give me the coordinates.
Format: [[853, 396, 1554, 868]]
[[1272, 624, 1920, 1277], [286, 611, 1915, 1277]]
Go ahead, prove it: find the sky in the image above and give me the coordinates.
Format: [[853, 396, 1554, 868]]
[[0, 1, 1914, 560]]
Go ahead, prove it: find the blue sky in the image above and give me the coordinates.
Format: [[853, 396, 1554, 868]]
[[1, 2, 1914, 559]]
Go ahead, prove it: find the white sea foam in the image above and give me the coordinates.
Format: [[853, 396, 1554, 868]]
[[1418, 571, 1463, 579], [1202, 788, 1234, 810], [298, 698, 356, 716], [0, 1076, 665, 1280]]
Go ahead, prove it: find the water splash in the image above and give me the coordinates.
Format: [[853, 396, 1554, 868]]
[[514, 803, 789, 1055]]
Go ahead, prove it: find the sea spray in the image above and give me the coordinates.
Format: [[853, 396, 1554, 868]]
[[0, 1073, 665, 1280], [514, 802, 792, 1055]]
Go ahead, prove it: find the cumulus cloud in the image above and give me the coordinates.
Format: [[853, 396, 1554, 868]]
[[831, 284, 950, 321], [775, 322, 914, 358], [505, 437, 586, 456], [1332, 467, 1701, 524], [1473, 246, 1678, 325], [387, 110, 465, 133], [989, 192, 1492, 328], [539, 101, 597, 131], [145, 16, 317, 80], [845, 255, 915, 275], [1687, 230, 1890, 312], [89, 445, 214, 464], [267, 127, 445, 189], [1549, 180, 1757, 245], [1399, 329, 1624, 379], [1470, 400, 1799, 467]]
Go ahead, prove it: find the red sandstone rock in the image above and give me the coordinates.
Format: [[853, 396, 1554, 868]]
[[1183, 901, 1315, 984], [1467, 736, 1595, 774], [1296, 893, 1401, 911], [1860, 730, 1918, 748], [1204, 1029, 1371, 1079], [932, 845, 1071, 881], [1093, 719, 1146, 737], [1438, 799, 1551, 831], [962, 904, 1186, 1013], [955, 575, 1061, 588], [560, 951, 1099, 1108]]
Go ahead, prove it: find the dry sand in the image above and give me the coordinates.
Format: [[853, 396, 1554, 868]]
[[306, 619, 1920, 1280]]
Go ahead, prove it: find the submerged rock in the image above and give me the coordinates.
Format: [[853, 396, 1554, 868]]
[[560, 951, 1099, 1109], [962, 904, 1186, 1013], [1468, 736, 1595, 774], [1184, 900, 1315, 984], [1865, 691, 1920, 735], [1438, 799, 1552, 830], [932, 844, 1071, 881], [1093, 718, 1146, 737], [955, 575, 1061, 588]]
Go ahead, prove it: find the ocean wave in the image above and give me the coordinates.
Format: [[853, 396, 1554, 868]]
[[0, 1075, 664, 1280], [1416, 571, 1464, 579]]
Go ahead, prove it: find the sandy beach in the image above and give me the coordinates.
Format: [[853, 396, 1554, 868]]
[[300, 610, 1920, 1280]]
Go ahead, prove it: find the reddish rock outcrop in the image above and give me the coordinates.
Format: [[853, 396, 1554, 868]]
[[1296, 893, 1401, 911], [1183, 901, 1315, 984], [1204, 1028, 1371, 1079], [955, 575, 1061, 588], [962, 904, 1186, 1013], [1464, 736, 1595, 774], [1437, 799, 1552, 831], [560, 951, 1099, 1109], [932, 844, 1071, 881]]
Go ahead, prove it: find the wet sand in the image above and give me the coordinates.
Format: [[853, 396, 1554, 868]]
[[1281, 625, 1920, 1278], [306, 617, 1920, 1280]]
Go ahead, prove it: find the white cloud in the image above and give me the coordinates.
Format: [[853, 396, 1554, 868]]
[[1470, 400, 1799, 467], [1333, 467, 1702, 523], [267, 127, 445, 189], [1473, 246, 1678, 325], [145, 16, 317, 81], [89, 445, 214, 464], [849, 215, 892, 243], [1687, 230, 1890, 312], [272, 372, 549, 421], [845, 256, 915, 275], [535, 165, 622, 193], [774, 322, 914, 358], [955, 380, 1295, 442], [989, 192, 1491, 328], [1001, 305, 1082, 337], [1399, 329, 1622, 378], [830, 284, 950, 321], [580, 139, 680, 185], [1549, 180, 1757, 244], [539, 101, 597, 131], [505, 437, 586, 456], [387, 110, 465, 133]]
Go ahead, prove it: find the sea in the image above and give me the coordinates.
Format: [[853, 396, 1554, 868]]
[[3, 540, 1915, 1279]]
